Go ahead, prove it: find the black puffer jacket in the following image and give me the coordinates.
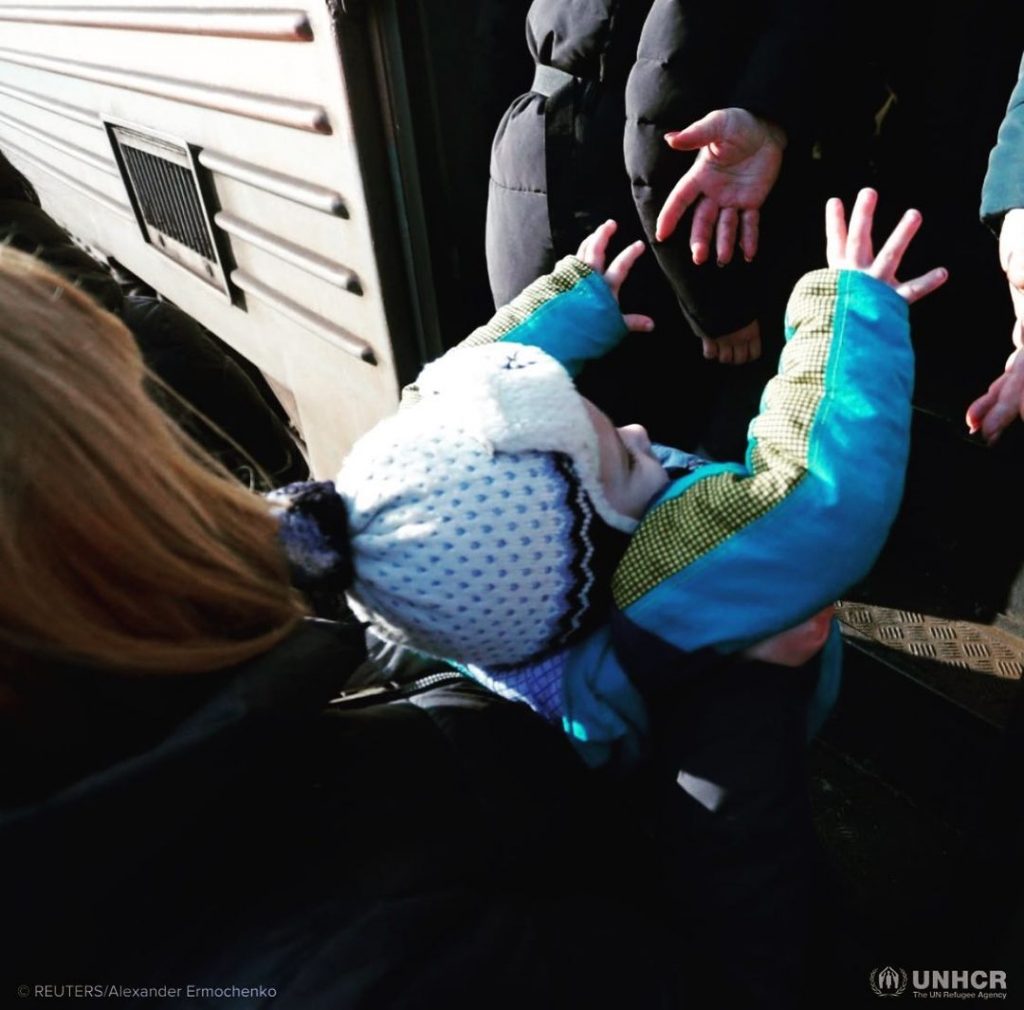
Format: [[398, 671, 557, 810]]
[[487, 0, 835, 338], [486, 0, 654, 308], [624, 0, 833, 337], [4, 621, 685, 1009], [485, 1, 852, 457]]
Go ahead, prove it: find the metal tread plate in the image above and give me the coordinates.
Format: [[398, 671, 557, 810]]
[[836, 601, 1024, 728]]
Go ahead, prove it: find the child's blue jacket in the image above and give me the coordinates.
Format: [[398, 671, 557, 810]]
[[441, 258, 912, 767]]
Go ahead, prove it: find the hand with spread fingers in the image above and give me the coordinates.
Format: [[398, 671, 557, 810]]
[[655, 108, 786, 266], [966, 347, 1024, 445], [576, 220, 655, 333], [966, 208, 1024, 443], [824, 188, 948, 303]]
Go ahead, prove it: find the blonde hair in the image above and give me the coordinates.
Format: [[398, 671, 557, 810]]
[[0, 247, 305, 679]]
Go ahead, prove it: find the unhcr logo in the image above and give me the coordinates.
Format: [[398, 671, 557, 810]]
[[870, 967, 908, 996], [869, 967, 1009, 999]]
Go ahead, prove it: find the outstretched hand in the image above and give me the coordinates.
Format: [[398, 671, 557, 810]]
[[966, 208, 1024, 443], [825, 188, 948, 303], [655, 108, 786, 264], [966, 348, 1024, 444], [576, 220, 655, 332]]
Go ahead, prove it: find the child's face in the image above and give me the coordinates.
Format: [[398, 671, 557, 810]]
[[582, 399, 669, 519]]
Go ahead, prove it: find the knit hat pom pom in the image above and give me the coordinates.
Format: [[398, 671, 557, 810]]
[[268, 480, 354, 594]]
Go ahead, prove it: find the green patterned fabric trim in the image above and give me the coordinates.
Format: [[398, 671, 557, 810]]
[[612, 269, 842, 609], [401, 256, 592, 405]]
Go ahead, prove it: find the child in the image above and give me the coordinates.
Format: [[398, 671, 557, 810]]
[[273, 188, 947, 769]]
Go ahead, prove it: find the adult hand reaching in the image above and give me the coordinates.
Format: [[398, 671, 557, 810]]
[[966, 208, 1024, 443], [655, 108, 787, 265], [966, 348, 1024, 444]]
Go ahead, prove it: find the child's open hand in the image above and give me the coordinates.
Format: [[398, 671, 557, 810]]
[[576, 220, 655, 332], [825, 188, 948, 303]]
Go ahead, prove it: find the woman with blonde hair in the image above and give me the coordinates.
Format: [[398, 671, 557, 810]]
[[0, 246, 696, 1009], [0, 246, 304, 680]]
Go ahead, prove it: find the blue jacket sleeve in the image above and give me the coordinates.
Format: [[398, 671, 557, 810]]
[[401, 256, 626, 405], [611, 268, 912, 653], [981, 52, 1024, 230]]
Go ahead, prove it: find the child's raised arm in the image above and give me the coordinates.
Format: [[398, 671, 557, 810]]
[[401, 222, 652, 408], [611, 189, 947, 655]]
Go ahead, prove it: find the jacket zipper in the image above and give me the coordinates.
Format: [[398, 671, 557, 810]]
[[328, 669, 464, 708]]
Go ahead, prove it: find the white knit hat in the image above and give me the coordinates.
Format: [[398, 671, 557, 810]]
[[335, 342, 637, 668]]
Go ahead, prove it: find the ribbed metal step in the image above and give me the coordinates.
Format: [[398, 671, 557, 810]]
[[835, 601, 1023, 728]]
